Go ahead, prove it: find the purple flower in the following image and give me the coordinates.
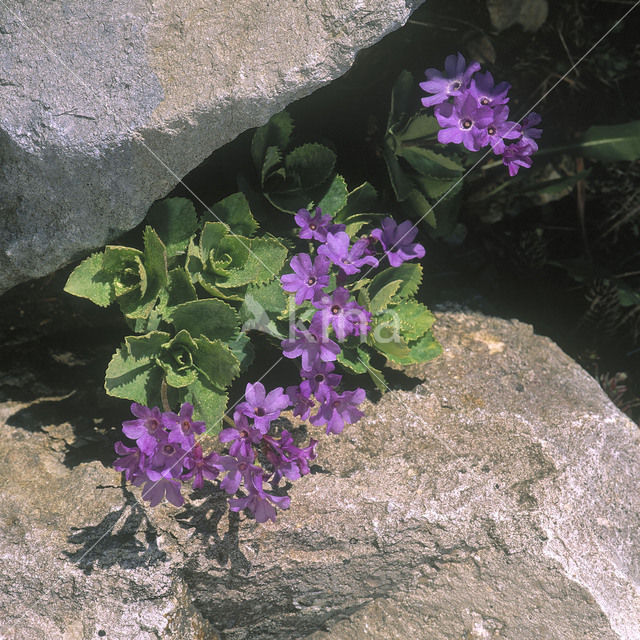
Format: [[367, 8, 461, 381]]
[[502, 139, 534, 176], [370, 217, 426, 267], [181, 444, 223, 490], [519, 112, 543, 152], [477, 105, 521, 155], [312, 286, 372, 340], [139, 468, 184, 507], [310, 387, 366, 435], [264, 430, 318, 486], [294, 207, 345, 242], [300, 361, 342, 396], [218, 454, 261, 495], [121, 404, 165, 456], [163, 402, 206, 451], [435, 94, 494, 152], [150, 440, 185, 476], [419, 52, 481, 108], [469, 71, 511, 107], [228, 471, 291, 523], [113, 441, 146, 482], [317, 232, 379, 275], [281, 253, 330, 305], [281, 318, 341, 370], [286, 384, 315, 420], [235, 382, 290, 433], [220, 412, 265, 457]]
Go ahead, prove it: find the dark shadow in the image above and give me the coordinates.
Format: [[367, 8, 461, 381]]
[[382, 367, 424, 391], [6, 387, 124, 468], [174, 489, 250, 573], [64, 477, 168, 575]]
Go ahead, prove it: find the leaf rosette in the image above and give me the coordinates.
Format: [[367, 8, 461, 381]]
[[187, 221, 288, 298], [105, 329, 240, 429], [64, 226, 168, 319]]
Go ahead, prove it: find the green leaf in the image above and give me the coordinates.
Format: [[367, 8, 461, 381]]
[[166, 299, 239, 341], [316, 174, 348, 217], [395, 114, 439, 143], [240, 279, 287, 337], [367, 264, 422, 303], [404, 189, 437, 229], [130, 306, 163, 334], [125, 331, 171, 360], [64, 252, 115, 307], [102, 246, 144, 299], [337, 344, 368, 374], [206, 192, 258, 237], [394, 301, 436, 341], [157, 330, 199, 388], [369, 309, 412, 363], [387, 70, 415, 132], [261, 146, 283, 187], [251, 111, 294, 171], [383, 145, 414, 201], [354, 345, 388, 393], [342, 213, 380, 237], [165, 267, 197, 307], [104, 343, 163, 405], [334, 181, 379, 222], [200, 222, 249, 276], [413, 174, 460, 200], [226, 332, 254, 372], [215, 236, 288, 289], [192, 336, 240, 390], [369, 279, 402, 314], [397, 146, 464, 179], [119, 226, 168, 319], [185, 237, 203, 281], [408, 330, 442, 363], [184, 377, 228, 433], [145, 198, 198, 258], [580, 121, 640, 161], [408, 176, 462, 237], [285, 143, 336, 190]]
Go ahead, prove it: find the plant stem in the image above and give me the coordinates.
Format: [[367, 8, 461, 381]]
[[160, 378, 170, 412]]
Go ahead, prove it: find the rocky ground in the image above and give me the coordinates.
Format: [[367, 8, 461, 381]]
[[1, 291, 638, 639]]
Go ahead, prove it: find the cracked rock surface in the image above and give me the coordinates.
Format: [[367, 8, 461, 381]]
[[0, 310, 638, 638], [0, 0, 424, 294]]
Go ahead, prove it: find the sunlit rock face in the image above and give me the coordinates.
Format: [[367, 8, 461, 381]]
[[1, 310, 638, 639], [0, 0, 424, 295]]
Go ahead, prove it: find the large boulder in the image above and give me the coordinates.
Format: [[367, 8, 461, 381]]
[[0, 309, 638, 638], [0, 0, 424, 295]]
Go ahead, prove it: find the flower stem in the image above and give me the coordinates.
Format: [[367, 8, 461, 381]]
[[160, 378, 170, 412]]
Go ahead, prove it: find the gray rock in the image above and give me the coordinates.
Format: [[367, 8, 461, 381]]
[[0, 0, 424, 295], [0, 310, 638, 639]]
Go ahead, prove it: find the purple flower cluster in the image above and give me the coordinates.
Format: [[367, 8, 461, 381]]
[[114, 211, 427, 524], [114, 392, 318, 523], [113, 402, 212, 507], [419, 52, 542, 176], [279, 208, 426, 434], [217, 381, 317, 522]]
